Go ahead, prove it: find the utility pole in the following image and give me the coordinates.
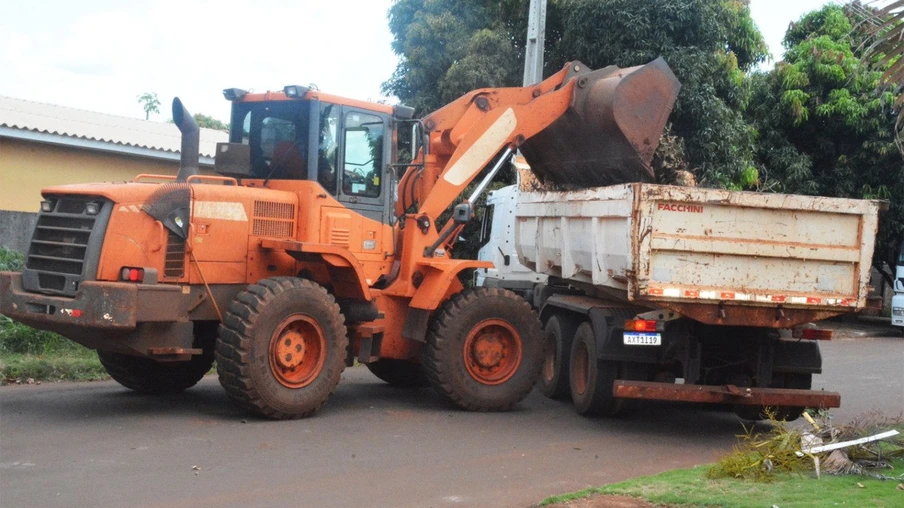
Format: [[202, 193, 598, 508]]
[[522, 0, 547, 86]]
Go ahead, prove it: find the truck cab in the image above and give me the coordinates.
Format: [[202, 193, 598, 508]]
[[892, 239, 904, 330], [475, 184, 546, 304]]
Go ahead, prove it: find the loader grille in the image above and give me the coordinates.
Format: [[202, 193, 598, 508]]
[[164, 230, 186, 278], [22, 197, 112, 297]]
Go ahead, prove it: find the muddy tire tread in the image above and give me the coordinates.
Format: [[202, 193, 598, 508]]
[[215, 277, 347, 420]]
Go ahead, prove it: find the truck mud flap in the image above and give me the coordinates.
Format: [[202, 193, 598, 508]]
[[613, 380, 840, 408]]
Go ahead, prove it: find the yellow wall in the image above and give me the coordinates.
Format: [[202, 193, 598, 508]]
[[0, 137, 183, 212]]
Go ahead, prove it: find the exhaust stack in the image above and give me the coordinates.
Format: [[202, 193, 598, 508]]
[[172, 98, 200, 182]]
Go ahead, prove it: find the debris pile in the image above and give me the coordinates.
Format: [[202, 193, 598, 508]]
[[708, 409, 904, 482]]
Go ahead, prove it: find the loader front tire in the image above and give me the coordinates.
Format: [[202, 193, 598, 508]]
[[366, 359, 429, 387], [98, 322, 216, 394], [423, 288, 542, 411], [216, 278, 347, 420], [540, 315, 577, 399]]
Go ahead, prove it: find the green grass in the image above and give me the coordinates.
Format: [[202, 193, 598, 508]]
[[0, 315, 106, 383], [540, 458, 904, 507], [0, 353, 107, 382]]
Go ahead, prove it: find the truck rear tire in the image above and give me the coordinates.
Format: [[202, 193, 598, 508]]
[[216, 277, 347, 420], [98, 322, 216, 394], [569, 322, 623, 416], [366, 359, 429, 387], [423, 288, 542, 411], [540, 315, 577, 399]]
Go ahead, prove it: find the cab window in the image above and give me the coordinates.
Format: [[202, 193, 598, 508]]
[[342, 112, 384, 198], [229, 101, 309, 179]]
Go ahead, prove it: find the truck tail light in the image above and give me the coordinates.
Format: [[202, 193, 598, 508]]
[[625, 319, 659, 332], [794, 328, 833, 340], [120, 267, 145, 282]]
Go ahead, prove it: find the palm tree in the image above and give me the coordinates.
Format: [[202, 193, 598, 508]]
[[850, 0, 904, 153]]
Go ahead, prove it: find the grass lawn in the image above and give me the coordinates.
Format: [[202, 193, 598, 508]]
[[0, 316, 107, 383], [541, 457, 904, 507]]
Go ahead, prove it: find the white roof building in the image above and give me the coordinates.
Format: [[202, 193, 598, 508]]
[[0, 96, 228, 166]]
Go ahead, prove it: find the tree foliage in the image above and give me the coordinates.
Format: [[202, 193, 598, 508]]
[[136, 92, 160, 120], [192, 113, 229, 131], [747, 4, 904, 275], [384, 0, 768, 188]]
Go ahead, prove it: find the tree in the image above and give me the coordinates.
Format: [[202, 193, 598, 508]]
[[137, 92, 160, 120], [384, 0, 530, 114], [747, 4, 904, 280], [384, 0, 768, 189], [850, 0, 904, 154], [192, 113, 229, 131]]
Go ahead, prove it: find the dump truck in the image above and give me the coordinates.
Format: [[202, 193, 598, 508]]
[[476, 161, 881, 420], [0, 58, 682, 419]]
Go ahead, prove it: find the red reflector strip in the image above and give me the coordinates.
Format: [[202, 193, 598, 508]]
[[649, 288, 664, 296], [771, 295, 786, 303], [721, 292, 735, 299], [806, 297, 822, 305], [685, 290, 699, 298], [801, 328, 833, 340]]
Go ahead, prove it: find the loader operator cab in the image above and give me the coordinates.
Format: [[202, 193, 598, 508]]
[[219, 87, 393, 222]]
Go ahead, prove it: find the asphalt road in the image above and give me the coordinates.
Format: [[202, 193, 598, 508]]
[[1, 330, 901, 508]]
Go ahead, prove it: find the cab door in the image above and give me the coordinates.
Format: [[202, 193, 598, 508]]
[[314, 104, 392, 280]]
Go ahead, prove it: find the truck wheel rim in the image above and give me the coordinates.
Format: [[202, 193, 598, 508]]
[[268, 313, 326, 389], [463, 319, 522, 385], [542, 336, 557, 384], [573, 341, 589, 396]]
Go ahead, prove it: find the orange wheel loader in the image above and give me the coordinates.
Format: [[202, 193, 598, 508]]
[[0, 59, 681, 419]]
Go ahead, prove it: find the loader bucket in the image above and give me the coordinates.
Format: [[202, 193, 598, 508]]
[[520, 57, 681, 188]]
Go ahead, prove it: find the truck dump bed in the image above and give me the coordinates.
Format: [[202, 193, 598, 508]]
[[515, 183, 881, 327]]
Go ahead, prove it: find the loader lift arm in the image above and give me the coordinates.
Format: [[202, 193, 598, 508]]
[[404, 58, 682, 228]]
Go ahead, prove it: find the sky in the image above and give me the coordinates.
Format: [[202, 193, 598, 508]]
[[0, 0, 842, 124]]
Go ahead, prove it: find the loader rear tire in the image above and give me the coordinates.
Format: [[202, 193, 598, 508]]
[[423, 288, 542, 411], [540, 315, 577, 399], [366, 359, 429, 387], [569, 322, 623, 416], [216, 277, 347, 420], [98, 322, 216, 394]]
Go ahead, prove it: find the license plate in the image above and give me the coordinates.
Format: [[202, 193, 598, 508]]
[[623, 332, 661, 346]]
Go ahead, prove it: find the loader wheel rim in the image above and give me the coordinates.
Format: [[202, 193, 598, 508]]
[[573, 342, 589, 396], [463, 319, 522, 385], [268, 313, 326, 389]]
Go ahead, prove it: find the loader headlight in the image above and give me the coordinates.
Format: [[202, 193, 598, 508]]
[[222, 88, 248, 101], [40, 199, 56, 213], [283, 85, 309, 98], [85, 202, 99, 215]]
